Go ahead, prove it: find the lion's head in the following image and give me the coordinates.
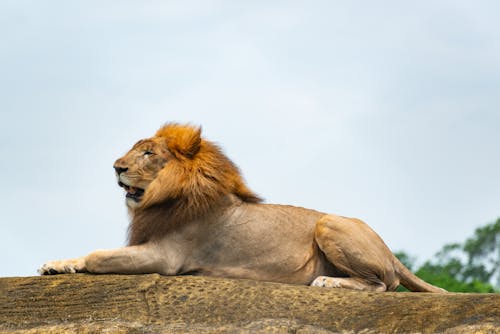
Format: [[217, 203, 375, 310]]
[[113, 123, 262, 245]]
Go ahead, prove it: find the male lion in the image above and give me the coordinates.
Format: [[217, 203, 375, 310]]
[[39, 123, 445, 292]]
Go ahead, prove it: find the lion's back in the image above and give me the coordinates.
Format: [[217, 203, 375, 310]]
[[226, 202, 325, 248]]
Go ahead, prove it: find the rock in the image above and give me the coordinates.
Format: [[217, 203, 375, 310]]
[[0, 274, 498, 333]]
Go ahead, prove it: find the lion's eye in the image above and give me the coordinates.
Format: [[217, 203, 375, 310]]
[[143, 151, 154, 156]]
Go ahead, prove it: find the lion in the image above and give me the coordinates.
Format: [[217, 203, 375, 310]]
[[39, 123, 445, 293]]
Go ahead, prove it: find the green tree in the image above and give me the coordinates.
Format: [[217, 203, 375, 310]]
[[395, 218, 499, 293], [462, 218, 500, 286]]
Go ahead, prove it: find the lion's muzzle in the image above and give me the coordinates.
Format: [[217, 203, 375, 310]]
[[118, 180, 145, 202]]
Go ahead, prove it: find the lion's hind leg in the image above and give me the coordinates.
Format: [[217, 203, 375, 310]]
[[313, 214, 400, 292]]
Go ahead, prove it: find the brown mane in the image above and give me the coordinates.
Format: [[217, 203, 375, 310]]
[[128, 123, 262, 245]]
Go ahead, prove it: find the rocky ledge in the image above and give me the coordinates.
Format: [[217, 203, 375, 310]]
[[0, 274, 498, 333]]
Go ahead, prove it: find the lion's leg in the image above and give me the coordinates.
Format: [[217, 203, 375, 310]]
[[313, 214, 400, 292], [39, 243, 175, 275]]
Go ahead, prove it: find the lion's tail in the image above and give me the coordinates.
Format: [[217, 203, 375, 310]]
[[394, 257, 447, 293]]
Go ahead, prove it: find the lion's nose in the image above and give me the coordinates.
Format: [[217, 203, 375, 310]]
[[114, 166, 128, 175]]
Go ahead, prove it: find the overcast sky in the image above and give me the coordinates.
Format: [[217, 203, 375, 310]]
[[1, 1, 499, 277]]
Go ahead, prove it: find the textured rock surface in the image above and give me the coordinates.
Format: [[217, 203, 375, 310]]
[[0, 274, 498, 333]]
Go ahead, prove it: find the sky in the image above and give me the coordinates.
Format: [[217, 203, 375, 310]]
[[1, 1, 499, 277]]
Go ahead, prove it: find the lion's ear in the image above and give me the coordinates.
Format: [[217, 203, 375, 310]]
[[156, 123, 202, 159]]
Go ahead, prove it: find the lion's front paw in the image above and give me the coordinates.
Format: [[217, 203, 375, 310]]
[[38, 258, 86, 275]]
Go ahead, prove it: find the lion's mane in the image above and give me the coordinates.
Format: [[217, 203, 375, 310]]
[[128, 123, 262, 245]]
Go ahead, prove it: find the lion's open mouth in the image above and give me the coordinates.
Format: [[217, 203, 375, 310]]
[[118, 181, 145, 202]]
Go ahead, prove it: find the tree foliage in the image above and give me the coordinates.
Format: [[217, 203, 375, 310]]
[[395, 218, 499, 293]]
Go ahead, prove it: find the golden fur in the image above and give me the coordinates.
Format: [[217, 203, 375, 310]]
[[124, 123, 261, 245], [39, 122, 446, 293]]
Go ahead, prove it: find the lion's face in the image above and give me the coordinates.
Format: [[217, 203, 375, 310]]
[[113, 123, 261, 245], [113, 138, 171, 208]]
